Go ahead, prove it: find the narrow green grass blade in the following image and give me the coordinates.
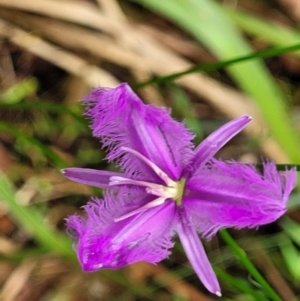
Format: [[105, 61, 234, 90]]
[[272, 164, 300, 171], [0, 102, 86, 124], [0, 77, 38, 104], [175, 238, 278, 299], [134, 0, 300, 162], [279, 217, 300, 247], [135, 43, 300, 87], [0, 172, 74, 259], [226, 8, 300, 56], [215, 267, 269, 300], [171, 295, 187, 301], [0, 121, 67, 168], [219, 230, 281, 301], [279, 237, 300, 281], [286, 192, 300, 210]]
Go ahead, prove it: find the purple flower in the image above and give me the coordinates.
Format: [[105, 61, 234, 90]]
[[63, 83, 296, 296]]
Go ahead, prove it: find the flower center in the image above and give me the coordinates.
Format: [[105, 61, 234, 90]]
[[175, 178, 186, 206], [109, 147, 185, 221]]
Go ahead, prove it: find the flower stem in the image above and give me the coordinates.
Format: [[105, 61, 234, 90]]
[[219, 230, 282, 301]]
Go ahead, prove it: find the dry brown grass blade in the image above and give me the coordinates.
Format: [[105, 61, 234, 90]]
[[0, 3, 290, 162], [96, 0, 128, 22], [0, 42, 16, 88], [128, 262, 215, 301], [0, 10, 165, 106], [33, 169, 94, 202], [0, 19, 119, 87], [0, 142, 15, 173], [0, 260, 36, 301], [277, 0, 300, 19], [0, 10, 149, 72], [139, 24, 212, 62], [0, 0, 111, 32], [0, 237, 20, 254]]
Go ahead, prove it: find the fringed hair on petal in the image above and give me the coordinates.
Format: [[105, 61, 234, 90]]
[[202, 159, 296, 199], [282, 167, 297, 201], [65, 214, 86, 239], [185, 159, 297, 239], [68, 193, 176, 270], [262, 161, 297, 201], [82, 83, 194, 180]]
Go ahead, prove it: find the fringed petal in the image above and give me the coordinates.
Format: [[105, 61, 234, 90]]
[[83, 83, 194, 180], [185, 116, 251, 176], [176, 208, 221, 295], [62, 168, 123, 188], [184, 160, 297, 238], [66, 188, 176, 271]]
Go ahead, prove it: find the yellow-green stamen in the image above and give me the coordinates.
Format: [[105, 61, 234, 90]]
[[175, 178, 186, 206]]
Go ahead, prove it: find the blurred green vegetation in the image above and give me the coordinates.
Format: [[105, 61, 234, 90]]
[[0, 0, 299, 300]]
